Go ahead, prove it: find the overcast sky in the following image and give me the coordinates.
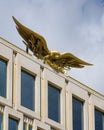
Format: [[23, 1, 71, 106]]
[[1, 0, 104, 94]]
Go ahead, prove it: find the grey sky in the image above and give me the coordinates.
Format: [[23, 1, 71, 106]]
[[1, 0, 104, 94]]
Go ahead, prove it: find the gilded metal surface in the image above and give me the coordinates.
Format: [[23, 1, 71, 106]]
[[13, 16, 92, 74]]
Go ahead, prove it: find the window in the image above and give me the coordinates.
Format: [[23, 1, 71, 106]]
[[21, 70, 35, 111], [95, 109, 103, 130], [28, 125, 32, 130], [48, 84, 60, 122], [23, 123, 26, 130], [9, 117, 18, 130], [0, 113, 3, 130], [72, 97, 83, 130], [23, 123, 32, 130], [0, 59, 7, 97]]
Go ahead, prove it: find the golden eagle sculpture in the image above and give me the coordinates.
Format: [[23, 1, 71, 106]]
[[13, 16, 92, 74]]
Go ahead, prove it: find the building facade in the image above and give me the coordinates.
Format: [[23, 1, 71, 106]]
[[0, 37, 104, 130]]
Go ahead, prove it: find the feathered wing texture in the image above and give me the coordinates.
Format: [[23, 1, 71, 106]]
[[12, 16, 49, 59], [13, 16, 92, 74], [55, 52, 92, 68], [44, 51, 92, 73]]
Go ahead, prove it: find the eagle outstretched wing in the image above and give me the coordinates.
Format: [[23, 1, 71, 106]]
[[12, 16, 49, 59], [55, 52, 92, 68], [44, 51, 92, 73], [13, 17, 92, 74]]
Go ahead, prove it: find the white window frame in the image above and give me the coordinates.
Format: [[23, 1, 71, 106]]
[[14, 53, 40, 119], [89, 94, 104, 130], [66, 80, 89, 130], [41, 68, 65, 130], [0, 43, 12, 106], [4, 106, 23, 130]]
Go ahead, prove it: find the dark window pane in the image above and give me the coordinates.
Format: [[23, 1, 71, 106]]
[[72, 97, 83, 130], [23, 123, 32, 130], [0, 59, 7, 97], [0, 113, 3, 130], [21, 70, 35, 111], [23, 123, 26, 130], [29, 125, 32, 130], [95, 109, 103, 130], [9, 117, 18, 130], [48, 84, 60, 122]]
